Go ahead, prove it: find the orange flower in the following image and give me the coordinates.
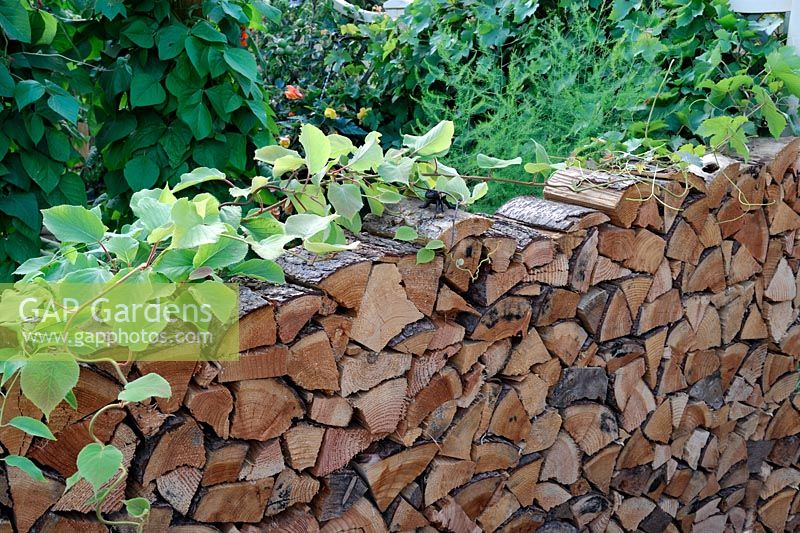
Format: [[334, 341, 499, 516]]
[[284, 85, 304, 100]]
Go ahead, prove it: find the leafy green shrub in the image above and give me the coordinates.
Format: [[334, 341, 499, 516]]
[[0, 1, 88, 280], [612, 0, 800, 157], [413, 5, 663, 211], [259, 0, 389, 136], [289, 0, 800, 211], [68, 0, 281, 205], [0, 0, 280, 278]]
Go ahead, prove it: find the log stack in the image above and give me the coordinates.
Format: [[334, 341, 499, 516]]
[[3, 139, 800, 532]]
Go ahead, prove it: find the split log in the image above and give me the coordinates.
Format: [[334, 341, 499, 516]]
[[484, 218, 556, 268], [229, 379, 304, 441], [498, 195, 609, 232], [244, 281, 322, 344], [339, 348, 412, 397], [444, 237, 483, 292], [350, 263, 424, 352], [184, 384, 232, 438], [544, 168, 644, 227], [354, 443, 438, 511], [462, 296, 532, 342], [194, 479, 274, 523], [202, 442, 249, 486], [350, 377, 407, 435], [217, 345, 289, 382], [7, 468, 64, 533], [309, 394, 353, 427], [284, 424, 325, 471], [313, 468, 368, 522], [288, 330, 340, 391], [266, 468, 320, 516], [363, 198, 492, 249], [142, 418, 206, 484]]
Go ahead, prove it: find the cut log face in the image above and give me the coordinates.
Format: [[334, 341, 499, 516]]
[[355, 443, 438, 511], [229, 379, 304, 441], [350, 263, 424, 352], [14, 139, 800, 532]]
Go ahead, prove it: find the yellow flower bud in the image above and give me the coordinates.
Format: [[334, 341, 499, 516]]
[[357, 107, 371, 122], [279, 136, 290, 148], [324, 107, 337, 119]]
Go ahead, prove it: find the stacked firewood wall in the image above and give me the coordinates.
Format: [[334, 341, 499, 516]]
[[2, 138, 800, 532]]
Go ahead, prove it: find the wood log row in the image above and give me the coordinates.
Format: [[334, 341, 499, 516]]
[[4, 138, 800, 532]]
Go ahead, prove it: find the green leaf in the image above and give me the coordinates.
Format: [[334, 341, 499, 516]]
[[416, 248, 435, 264], [124, 155, 160, 191], [4, 455, 44, 482], [329, 134, 355, 159], [299, 124, 331, 175], [303, 238, 359, 255], [471, 182, 489, 203], [403, 120, 454, 157], [65, 471, 81, 491], [174, 167, 227, 192], [348, 131, 383, 172], [64, 389, 77, 410], [425, 239, 445, 250], [130, 69, 166, 108], [272, 154, 305, 177], [47, 94, 79, 123], [125, 497, 151, 519], [95, 0, 126, 19], [754, 86, 787, 138], [0, 63, 14, 97], [121, 18, 155, 48], [767, 46, 800, 98], [14, 80, 44, 110], [222, 48, 258, 81], [284, 213, 337, 239], [31, 10, 57, 45], [7, 416, 55, 440], [254, 145, 300, 164], [476, 154, 522, 169], [179, 100, 212, 140], [19, 356, 80, 418], [227, 259, 285, 283], [42, 205, 106, 244], [193, 236, 248, 269], [105, 235, 140, 265], [21, 151, 60, 193], [169, 199, 225, 249], [440, 176, 470, 203], [118, 373, 172, 403], [394, 226, 418, 241], [524, 162, 552, 174], [251, 234, 296, 260], [76, 443, 123, 492], [156, 24, 188, 60], [188, 282, 237, 323], [696, 115, 750, 159], [328, 183, 363, 220], [377, 158, 414, 184], [0, 0, 31, 43], [191, 20, 226, 43]]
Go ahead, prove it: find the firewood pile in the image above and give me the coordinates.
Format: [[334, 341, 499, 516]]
[[3, 138, 800, 532]]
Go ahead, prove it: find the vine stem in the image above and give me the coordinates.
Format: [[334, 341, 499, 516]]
[[93, 466, 145, 532], [645, 59, 675, 141], [0, 372, 20, 426], [88, 401, 126, 444]]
